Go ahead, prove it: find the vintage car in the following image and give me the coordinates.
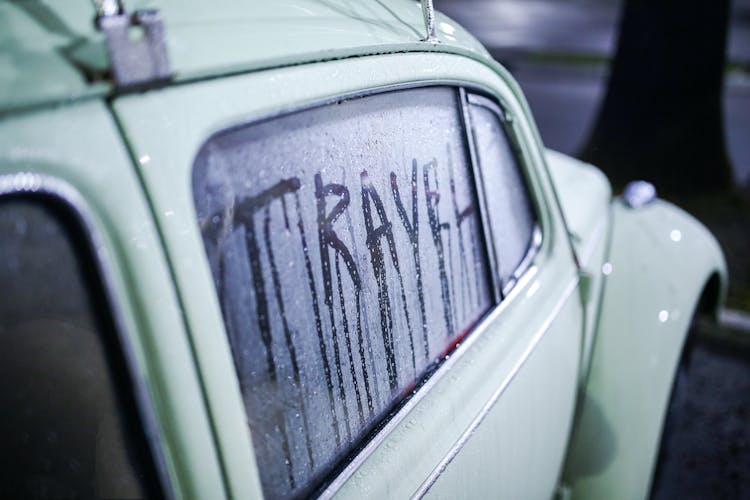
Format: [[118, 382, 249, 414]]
[[0, 0, 727, 499]]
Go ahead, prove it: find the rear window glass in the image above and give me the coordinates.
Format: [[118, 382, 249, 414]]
[[193, 87, 491, 498], [0, 197, 162, 499]]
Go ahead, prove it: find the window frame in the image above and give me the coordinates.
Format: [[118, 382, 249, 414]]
[[462, 91, 543, 299], [191, 84, 498, 498], [189, 81, 547, 497], [0, 173, 173, 500]]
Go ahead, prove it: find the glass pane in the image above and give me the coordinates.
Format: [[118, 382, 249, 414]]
[[468, 96, 536, 289], [193, 87, 491, 498], [0, 198, 161, 500]]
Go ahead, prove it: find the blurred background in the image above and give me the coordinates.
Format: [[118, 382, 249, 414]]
[[439, 0, 749, 497], [441, 0, 749, 309]]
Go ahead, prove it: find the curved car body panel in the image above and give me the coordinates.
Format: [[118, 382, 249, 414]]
[[0, 0, 488, 114], [545, 150, 611, 263], [563, 199, 727, 500], [0, 0, 109, 114], [419, 279, 581, 500]]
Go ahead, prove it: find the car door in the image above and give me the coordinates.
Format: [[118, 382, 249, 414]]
[[112, 51, 583, 499]]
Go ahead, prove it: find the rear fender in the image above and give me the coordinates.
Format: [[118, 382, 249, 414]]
[[563, 198, 727, 499]]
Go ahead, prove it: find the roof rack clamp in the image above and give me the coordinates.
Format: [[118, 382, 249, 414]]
[[97, 6, 171, 89]]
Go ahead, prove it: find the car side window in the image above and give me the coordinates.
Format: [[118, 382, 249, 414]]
[[0, 197, 163, 499], [193, 86, 492, 498], [467, 93, 538, 293]]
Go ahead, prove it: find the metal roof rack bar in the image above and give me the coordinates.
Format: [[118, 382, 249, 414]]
[[421, 0, 439, 43]]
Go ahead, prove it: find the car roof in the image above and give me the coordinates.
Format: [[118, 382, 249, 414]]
[[0, 0, 491, 114]]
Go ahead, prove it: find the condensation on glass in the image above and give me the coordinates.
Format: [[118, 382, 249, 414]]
[[467, 94, 537, 291], [0, 198, 161, 499], [193, 87, 492, 498]]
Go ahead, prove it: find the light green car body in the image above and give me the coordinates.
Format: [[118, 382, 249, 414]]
[[0, 1, 727, 499]]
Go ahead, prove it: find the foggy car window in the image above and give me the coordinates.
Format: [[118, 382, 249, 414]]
[[468, 95, 537, 291], [193, 87, 492, 498], [0, 198, 162, 499]]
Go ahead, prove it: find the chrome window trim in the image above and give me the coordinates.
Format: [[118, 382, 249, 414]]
[[502, 224, 543, 297], [458, 87, 503, 304], [0, 172, 173, 500], [465, 92, 544, 298]]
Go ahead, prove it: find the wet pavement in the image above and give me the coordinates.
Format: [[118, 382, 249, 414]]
[[652, 338, 750, 500]]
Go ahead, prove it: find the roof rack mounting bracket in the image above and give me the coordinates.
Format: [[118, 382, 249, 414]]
[[97, 5, 171, 90]]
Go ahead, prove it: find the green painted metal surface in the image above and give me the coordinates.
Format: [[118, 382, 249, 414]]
[[563, 199, 727, 500], [0, 0, 488, 114], [546, 149, 612, 383], [545, 150, 611, 264], [0, 0, 109, 114], [126, 0, 489, 79], [423, 278, 581, 499]]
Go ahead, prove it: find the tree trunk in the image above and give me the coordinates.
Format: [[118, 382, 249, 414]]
[[581, 0, 733, 195]]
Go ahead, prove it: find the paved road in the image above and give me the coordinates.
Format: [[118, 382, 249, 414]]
[[439, 0, 750, 184], [652, 338, 750, 500]]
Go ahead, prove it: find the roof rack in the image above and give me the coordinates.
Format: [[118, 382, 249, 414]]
[[420, 0, 439, 43]]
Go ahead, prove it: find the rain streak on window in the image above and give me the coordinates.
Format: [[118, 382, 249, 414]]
[[193, 87, 492, 498]]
